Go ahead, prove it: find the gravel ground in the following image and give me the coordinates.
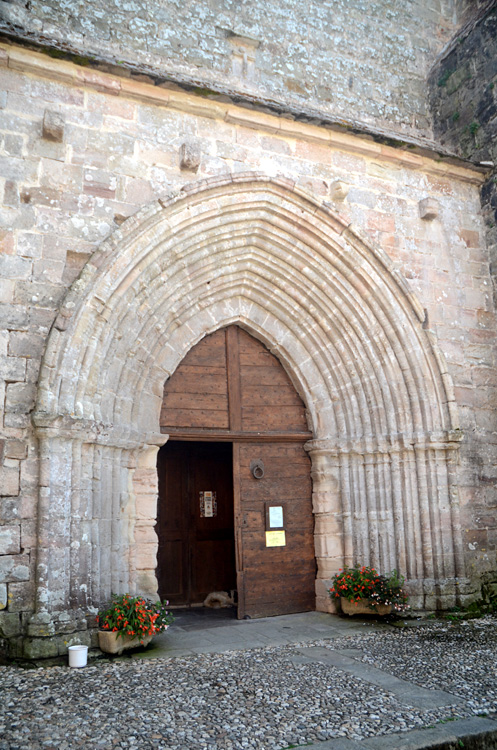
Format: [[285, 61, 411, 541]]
[[1, 618, 496, 750]]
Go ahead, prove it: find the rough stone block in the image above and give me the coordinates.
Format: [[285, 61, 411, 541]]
[[20, 519, 37, 549], [0, 355, 27, 381], [0, 255, 32, 281], [125, 177, 155, 204], [4, 413, 30, 429], [0, 155, 38, 183], [23, 636, 59, 659], [0, 279, 14, 304], [0, 497, 20, 522], [5, 382, 37, 414], [419, 197, 440, 220], [330, 179, 349, 201], [0, 524, 21, 555], [135, 494, 159, 520], [83, 168, 117, 198], [134, 543, 157, 570], [180, 140, 201, 171], [316, 594, 337, 614], [14, 281, 66, 308], [0, 465, 20, 497], [6, 581, 34, 612], [135, 571, 159, 598], [134, 522, 158, 545], [0, 583, 6, 609], [4, 134, 24, 158], [0, 554, 30, 582], [42, 110, 65, 142], [4, 180, 20, 208], [33, 258, 65, 284], [0, 611, 22, 637], [0, 304, 29, 331], [60, 631, 92, 654], [8, 331, 46, 358], [5, 440, 27, 460]]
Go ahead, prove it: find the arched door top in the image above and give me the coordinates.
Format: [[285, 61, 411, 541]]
[[30, 173, 465, 627], [34, 172, 458, 448]]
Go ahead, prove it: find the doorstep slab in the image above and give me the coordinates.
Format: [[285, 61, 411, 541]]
[[131, 611, 399, 660]]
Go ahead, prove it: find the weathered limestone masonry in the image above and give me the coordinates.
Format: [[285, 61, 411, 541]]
[[0, 1, 495, 658], [0, 0, 485, 140], [429, 4, 497, 304], [428, 1, 497, 602]]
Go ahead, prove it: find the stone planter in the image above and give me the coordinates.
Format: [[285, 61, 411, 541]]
[[98, 630, 153, 655], [340, 597, 392, 616]]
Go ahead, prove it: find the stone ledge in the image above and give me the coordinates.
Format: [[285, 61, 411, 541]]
[[0, 41, 487, 187]]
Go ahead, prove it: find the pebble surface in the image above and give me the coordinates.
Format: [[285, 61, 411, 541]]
[[1, 618, 495, 750]]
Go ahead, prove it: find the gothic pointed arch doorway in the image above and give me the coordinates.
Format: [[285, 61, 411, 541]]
[[156, 325, 316, 618], [30, 174, 467, 651]]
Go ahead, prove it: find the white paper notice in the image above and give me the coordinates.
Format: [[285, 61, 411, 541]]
[[268, 505, 283, 528], [204, 491, 213, 517]]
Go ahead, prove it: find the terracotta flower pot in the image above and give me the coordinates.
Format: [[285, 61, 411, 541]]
[[98, 630, 153, 655], [340, 597, 392, 616]]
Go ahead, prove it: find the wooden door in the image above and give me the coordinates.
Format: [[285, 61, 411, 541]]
[[234, 442, 315, 618], [159, 325, 316, 617], [156, 441, 236, 605]]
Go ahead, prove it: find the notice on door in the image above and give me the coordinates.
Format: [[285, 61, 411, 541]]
[[200, 491, 217, 518], [268, 505, 283, 528], [265, 530, 286, 547]]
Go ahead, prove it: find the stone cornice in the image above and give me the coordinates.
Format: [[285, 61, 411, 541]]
[[33, 413, 168, 450], [305, 430, 463, 457], [0, 41, 487, 186]]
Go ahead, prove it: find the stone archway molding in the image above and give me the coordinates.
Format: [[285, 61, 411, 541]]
[[31, 173, 466, 642]]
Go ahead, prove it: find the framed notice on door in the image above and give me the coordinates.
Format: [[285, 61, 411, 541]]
[[265, 502, 286, 546], [200, 491, 217, 517]]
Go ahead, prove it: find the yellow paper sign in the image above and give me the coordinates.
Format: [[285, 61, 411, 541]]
[[265, 530, 286, 547]]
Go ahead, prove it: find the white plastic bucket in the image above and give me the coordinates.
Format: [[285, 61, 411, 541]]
[[68, 645, 88, 668]]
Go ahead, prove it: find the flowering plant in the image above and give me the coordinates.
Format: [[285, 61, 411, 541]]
[[329, 565, 409, 613], [97, 594, 174, 642]]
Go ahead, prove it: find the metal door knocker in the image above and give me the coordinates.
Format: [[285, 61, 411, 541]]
[[250, 459, 265, 479]]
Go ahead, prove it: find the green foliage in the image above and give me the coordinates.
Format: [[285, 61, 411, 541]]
[[437, 68, 454, 87], [469, 121, 480, 136], [465, 581, 497, 616], [438, 580, 497, 621], [192, 86, 220, 98], [444, 606, 464, 623], [97, 593, 174, 642], [451, 111, 460, 122], [329, 564, 409, 612], [43, 47, 95, 67]]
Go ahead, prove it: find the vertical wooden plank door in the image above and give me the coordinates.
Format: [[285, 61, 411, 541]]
[[158, 325, 315, 617], [236, 441, 315, 618]]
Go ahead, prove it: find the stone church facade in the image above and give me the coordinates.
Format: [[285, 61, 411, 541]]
[[0, 0, 496, 657]]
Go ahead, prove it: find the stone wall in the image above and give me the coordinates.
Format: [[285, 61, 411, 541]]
[[428, 3, 497, 595], [429, 4, 497, 298], [0, 0, 480, 141], [0, 42, 494, 657]]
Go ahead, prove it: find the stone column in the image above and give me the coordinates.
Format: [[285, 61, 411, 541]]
[[305, 440, 345, 613], [130, 439, 169, 598], [26, 418, 167, 658]]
